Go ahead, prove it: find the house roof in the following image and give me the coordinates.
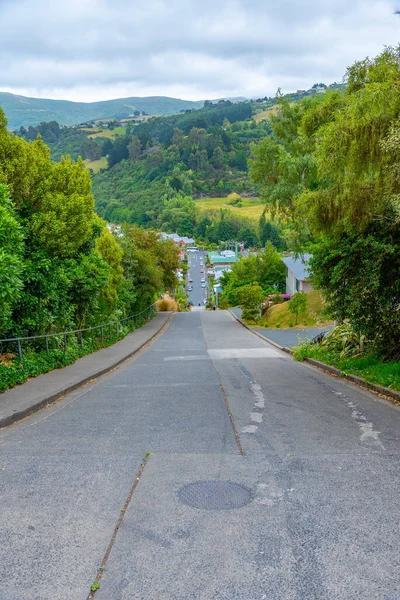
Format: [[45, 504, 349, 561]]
[[281, 254, 312, 281], [210, 256, 237, 264]]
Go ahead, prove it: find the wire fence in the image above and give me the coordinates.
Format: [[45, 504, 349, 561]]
[[0, 303, 157, 363]]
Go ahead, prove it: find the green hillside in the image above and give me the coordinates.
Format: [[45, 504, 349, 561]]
[[9, 98, 291, 246], [0, 92, 206, 129]]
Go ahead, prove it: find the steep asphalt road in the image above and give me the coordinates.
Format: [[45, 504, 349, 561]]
[[187, 250, 207, 307], [0, 311, 399, 600]]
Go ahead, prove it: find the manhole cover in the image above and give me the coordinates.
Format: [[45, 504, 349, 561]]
[[177, 480, 252, 510]]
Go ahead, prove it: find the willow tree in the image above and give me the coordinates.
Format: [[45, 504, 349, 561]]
[[298, 47, 400, 358], [296, 47, 400, 233]]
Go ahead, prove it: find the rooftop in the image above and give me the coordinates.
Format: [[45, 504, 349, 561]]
[[281, 254, 312, 281]]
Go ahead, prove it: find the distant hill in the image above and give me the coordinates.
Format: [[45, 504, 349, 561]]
[[0, 92, 209, 129]]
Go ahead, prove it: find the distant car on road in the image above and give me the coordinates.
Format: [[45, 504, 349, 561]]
[[201, 278, 205, 283], [188, 278, 193, 282], [188, 286, 193, 291], [200, 269, 204, 273], [201, 283, 206, 288]]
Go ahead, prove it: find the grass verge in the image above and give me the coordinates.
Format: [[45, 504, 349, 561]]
[[259, 290, 333, 328], [293, 345, 400, 391]]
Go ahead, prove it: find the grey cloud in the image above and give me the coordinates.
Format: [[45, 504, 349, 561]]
[[0, 0, 399, 100]]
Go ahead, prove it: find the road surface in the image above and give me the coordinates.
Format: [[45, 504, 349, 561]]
[[186, 250, 207, 307], [1, 311, 399, 600]]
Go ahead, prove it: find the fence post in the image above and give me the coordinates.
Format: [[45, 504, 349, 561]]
[[80, 330, 83, 347], [116, 321, 119, 336], [64, 334, 67, 353], [91, 329, 94, 347], [17, 339, 23, 363], [101, 326, 104, 346], [46, 336, 49, 354]]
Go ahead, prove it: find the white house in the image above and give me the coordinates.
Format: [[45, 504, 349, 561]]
[[281, 254, 313, 295]]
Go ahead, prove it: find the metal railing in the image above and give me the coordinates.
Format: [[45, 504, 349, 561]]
[[0, 303, 157, 363]]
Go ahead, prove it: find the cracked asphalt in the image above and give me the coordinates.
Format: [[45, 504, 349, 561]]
[[1, 311, 399, 600]]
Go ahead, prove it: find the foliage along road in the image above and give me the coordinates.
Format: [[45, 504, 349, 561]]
[[0, 310, 399, 599]]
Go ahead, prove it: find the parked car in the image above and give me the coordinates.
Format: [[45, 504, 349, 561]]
[[266, 293, 292, 307], [188, 278, 193, 282], [201, 283, 206, 288], [201, 278, 206, 283], [200, 269, 204, 273], [188, 286, 193, 291]]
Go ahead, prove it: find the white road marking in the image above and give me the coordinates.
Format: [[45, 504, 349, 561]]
[[208, 348, 280, 360], [241, 379, 268, 433], [242, 425, 258, 433], [347, 399, 385, 447], [251, 382, 265, 408], [163, 355, 209, 361], [332, 390, 385, 449], [251, 412, 263, 423]]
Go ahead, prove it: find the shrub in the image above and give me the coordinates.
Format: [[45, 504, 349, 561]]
[[156, 296, 180, 312], [288, 291, 307, 325], [227, 192, 242, 205], [319, 323, 367, 358]]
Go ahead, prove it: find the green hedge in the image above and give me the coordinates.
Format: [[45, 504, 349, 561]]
[[0, 318, 147, 393]]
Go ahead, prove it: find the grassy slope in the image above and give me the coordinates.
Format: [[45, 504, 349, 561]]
[[252, 106, 278, 122], [259, 290, 333, 328], [88, 127, 126, 139], [195, 197, 265, 221], [84, 157, 107, 173]]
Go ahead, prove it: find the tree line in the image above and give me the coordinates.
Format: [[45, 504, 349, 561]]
[[0, 107, 179, 340]]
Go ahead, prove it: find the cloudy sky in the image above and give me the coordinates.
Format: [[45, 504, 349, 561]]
[[0, 0, 399, 102]]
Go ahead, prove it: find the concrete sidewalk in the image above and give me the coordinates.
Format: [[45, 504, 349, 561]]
[[0, 312, 172, 428]]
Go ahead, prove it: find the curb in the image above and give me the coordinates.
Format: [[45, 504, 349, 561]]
[[0, 312, 173, 429], [228, 309, 400, 405], [304, 357, 400, 405]]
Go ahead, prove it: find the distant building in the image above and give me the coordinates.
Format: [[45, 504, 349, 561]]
[[208, 252, 237, 266], [281, 254, 313, 295], [159, 233, 195, 246], [214, 268, 232, 281]]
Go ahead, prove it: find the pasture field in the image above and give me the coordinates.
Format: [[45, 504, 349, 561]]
[[252, 106, 278, 122], [88, 126, 126, 139], [195, 197, 266, 221], [84, 157, 108, 173], [79, 127, 101, 133]]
